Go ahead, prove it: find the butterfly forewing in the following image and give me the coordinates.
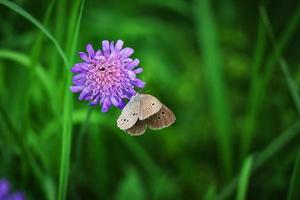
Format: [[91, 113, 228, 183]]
[[147, 104, 176, 130], [139, 94, 162, 120], [117, 96, 140, 130], [126, 120, 147, 136]]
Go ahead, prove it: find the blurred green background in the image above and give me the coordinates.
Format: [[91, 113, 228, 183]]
[[0, 0, 300, 199]]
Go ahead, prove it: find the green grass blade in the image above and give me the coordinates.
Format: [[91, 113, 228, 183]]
[[65, 0, 82, 58], [241, 14, 267, 160], [115, 132, 170, 196], [0, 49, 57, 114], [49, 0, 66, 77], [254, 121, 300, 169], [29, 0, 55, 70], [116, 133, 161, 178], [203, 184, 217, 200], [58, 86, 73, 200], [251, 16, 267, 79], [58, 0, 84, 199], [217, 119, 300, 200], [27, 0, 58, 114], [8, 2, 56, 198], [115, 168, 146, 200], [0, 50, 35, 66], [0, 0, 69, 67], [0, 99, 46, 197], [261, 3, 300, 94], [236, 156, 253, 200], [287, 150, 300, 200], [194, 0, 232, 179], [153, 173, 168, 200], [259, 6, 300, 114], [241, 4, 300, 158], [74, 107, 93, 168], [22, 0, 55, 163]]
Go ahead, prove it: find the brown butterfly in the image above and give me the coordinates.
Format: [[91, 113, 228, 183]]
[[117, 93, 176, 136]]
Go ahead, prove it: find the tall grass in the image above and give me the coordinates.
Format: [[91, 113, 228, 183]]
[[194, 0, 233, 180], [287, 150, 300, 200], [218, 120, 300, 200], [58, 0, 84, 199], [217, 6, 300, 199], [0, 0, 84, 199], [259, 6, 300, 114], [236, 156, 253, 200], [241, 4, 300, 159], [0, 0, 68, 67]]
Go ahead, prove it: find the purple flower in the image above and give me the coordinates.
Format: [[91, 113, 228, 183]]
[[70, 40, 145, 112], [0, 179, 25, 200]]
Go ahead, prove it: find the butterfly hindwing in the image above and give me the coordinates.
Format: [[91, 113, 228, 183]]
[[126, 120, 147, 136], [147, 104, 176, 130]]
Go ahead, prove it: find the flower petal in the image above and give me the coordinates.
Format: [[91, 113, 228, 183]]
[[122, 58, 133, 64], [0, 179, 10, 197], [115, 40, 124, 52], [73, 79, 85, 86], [110, 41, 115, 52], [124, 89, 136, 99], [119, 48, 134, 58], [118, 100, 126, 109], [72, 73, 86, 82], [79, 88, 91, 100], [102, 40, 110, 57], [71, 63, 88, 73], [90, 94, 100, 106], [70, 86, 84, 93], [127, 70, 136, 79], [101, 97, 112, 112], [7, 192, 25, 200], [131, 78, 145, 88], [133, 68, 143, 74], [110, 96, 126, 109], [79, 52, 89, 62], [86, 44, 95, 58], [126, 58, 140, 69], [107, 51, 117, 62], [110, 96, 120, 107], [95, 50, 103, 59]]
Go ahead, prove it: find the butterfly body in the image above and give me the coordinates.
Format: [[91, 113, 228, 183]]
[[117, 93, 176, 136]]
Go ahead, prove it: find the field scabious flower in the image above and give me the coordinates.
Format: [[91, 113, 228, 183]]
[[0, 179, 25, 200], [70, 40, 145, 112]]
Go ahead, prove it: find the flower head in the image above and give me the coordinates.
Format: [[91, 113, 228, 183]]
[[0, 179, 25, 200], [70, 40, 145, 112]]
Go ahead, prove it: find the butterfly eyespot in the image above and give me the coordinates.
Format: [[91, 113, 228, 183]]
[[123, 119, 126, 121], [162, 111, 165, 114], [133, 113, 136, 116], [158, 116, 161, 120], [152, 103, 155, 106]]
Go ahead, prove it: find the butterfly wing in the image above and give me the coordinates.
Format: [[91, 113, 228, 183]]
[[147, 104, 176, 130], [126, 120, 147, 136], [117, 97, 140, 130], [139, 94, 162, 120]]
